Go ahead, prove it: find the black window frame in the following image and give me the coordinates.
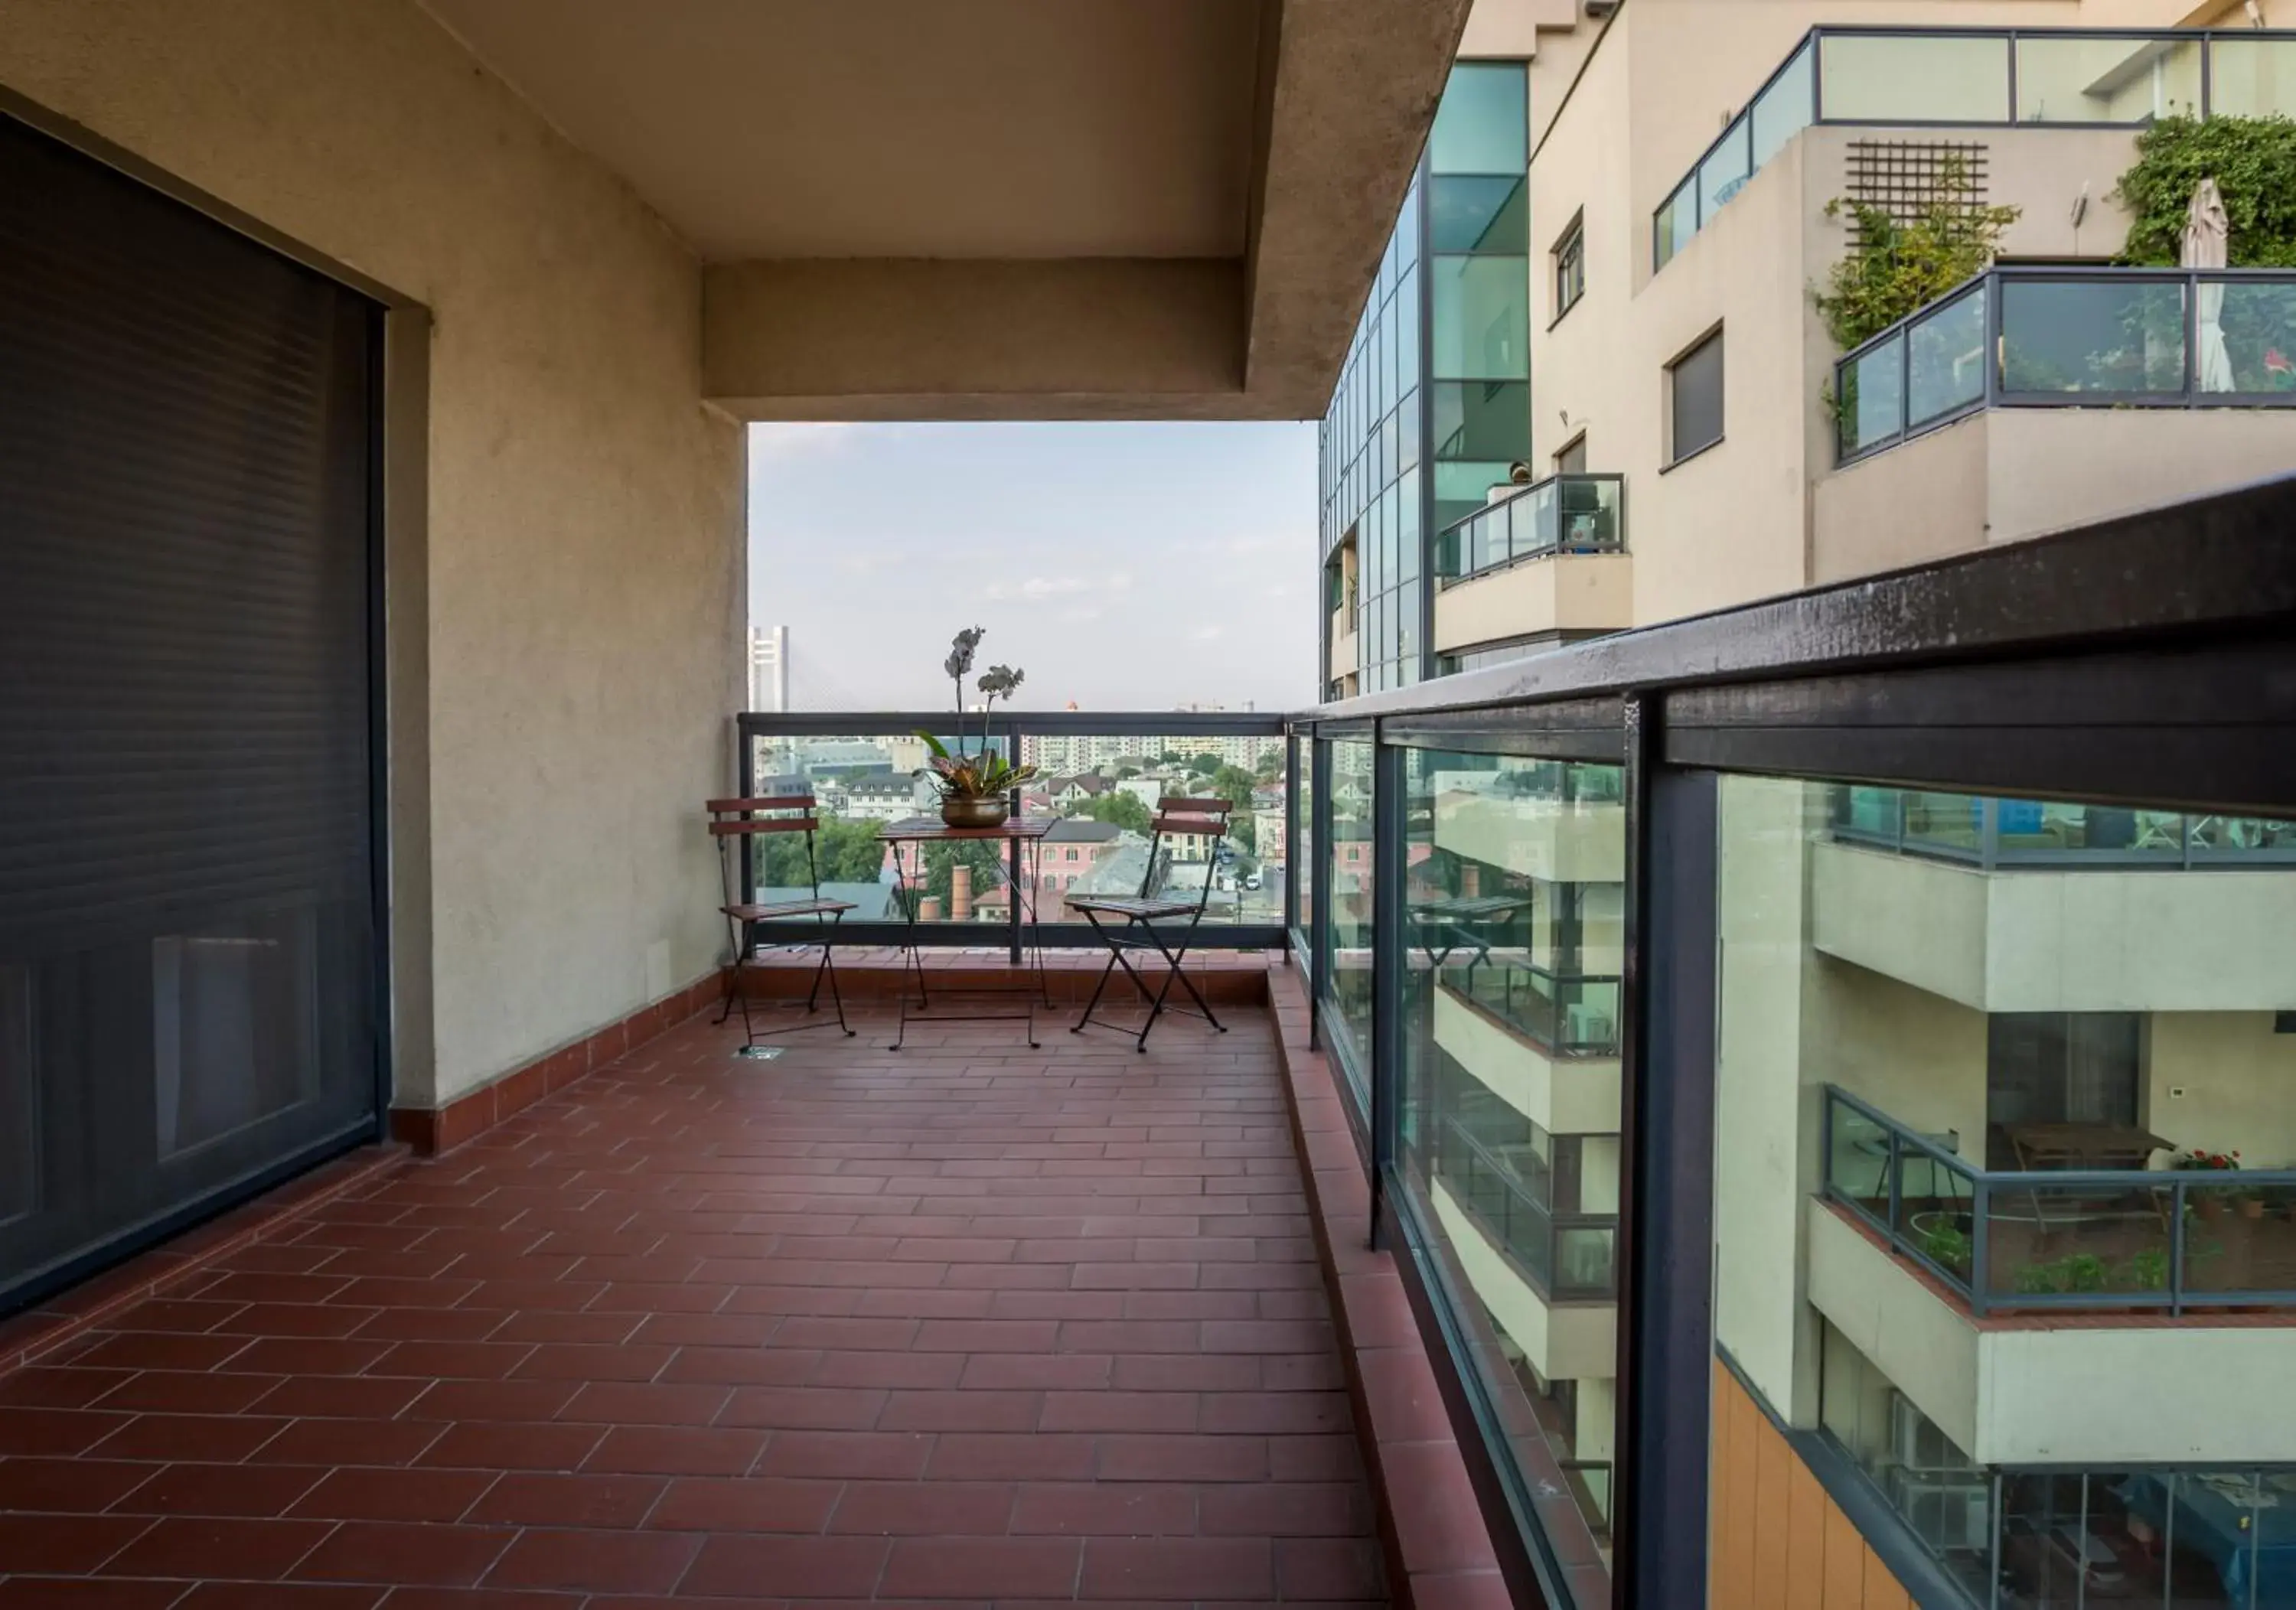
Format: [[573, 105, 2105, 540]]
[[1551, 210, 1587, 326]]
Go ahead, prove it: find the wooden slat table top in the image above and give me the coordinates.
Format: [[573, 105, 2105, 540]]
[[877, 815, 1059, 844]]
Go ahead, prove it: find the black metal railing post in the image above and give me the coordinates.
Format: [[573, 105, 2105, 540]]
[[2171, 1175, 2188, 1318], [1971, 1175, 1991, 1316], [1369, 732, 1407, 1247], [1006, 718, 1024, 966], [1309, 734, 1333, 1052]]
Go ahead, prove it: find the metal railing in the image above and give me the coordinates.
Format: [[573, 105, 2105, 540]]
[[1829, 784, 2296, 867], [1434, 473, 1625, 589], [1655, 25, 2296, 271], [1437, 1116, 1619, 1300], [1832, 266, 2296, 463], [1435, 963, 1622, 1058], [733, 711, 1290, 954], [1821, 1086, 2296, 1318]]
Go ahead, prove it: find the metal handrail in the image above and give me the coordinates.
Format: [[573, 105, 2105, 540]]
[[1434, 472, 1626, 589], [1833, 265, 2296, 464], [1653, 24, 2296, 273], [1438, 1115, 1618, 1299], [1821, 1084, 2296, 1317], [1829, 785, 2296, 868]]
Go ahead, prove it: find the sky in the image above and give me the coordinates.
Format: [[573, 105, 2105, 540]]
[[747, 422, 1316, 713]]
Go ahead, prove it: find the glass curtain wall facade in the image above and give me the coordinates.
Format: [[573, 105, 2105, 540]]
[[1318, 60, 1529, 699], [1287, 477, 2296, 1610]]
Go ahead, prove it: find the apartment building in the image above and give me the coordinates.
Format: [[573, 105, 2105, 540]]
[[1312, 3, 2296, 1606]]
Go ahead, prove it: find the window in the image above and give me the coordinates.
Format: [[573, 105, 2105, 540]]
[[1667, 328, 1724, 464], [1554, 434, 1587, 476], [1553, 213, 1585, 321]]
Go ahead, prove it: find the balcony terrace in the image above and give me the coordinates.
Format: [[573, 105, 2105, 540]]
[[0, 973, 1430, 1606]]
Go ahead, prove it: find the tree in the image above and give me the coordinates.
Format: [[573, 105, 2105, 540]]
[[1208, 764, 1257, 808], [1157, 751, 1185, 766], [1067, 791, 1151, 834], [2113, 116, 2296, 269], [1231, 813, 1257, 856], [1254, 747, 1283, 780], [1188, 751, 1222, 777], [755, 814, 886, 888], [917, 841, 1007, 916]]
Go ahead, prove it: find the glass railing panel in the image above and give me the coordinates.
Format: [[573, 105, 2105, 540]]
[[2188, 813, 2296, 856], [1825, 1091, 1893, 1221], [1905, 284, 1988, 426], [1900, 790, 1985, 859], [2014, 33, 2203, 124], [2000, 276, 2188, 396], [1512, 481, 1558, 559], [1838, 331, 1906, 458], [1831, 784, 1903, 846], [1698, 119, 1753, 224], [1401, 740, 1626, 1594], [1750, 39, 1815, 169], [1559, 477, 1621, 552], [1895, 1146, 1977, 1286], [2210, 34, 2296, 118], [1655, 174, 1697, 269], [2180, 1177, 2296, 1302], [2200, 276, 2296, 396], [1555, 1224, 1617, 1294], [1818, 31, 2011, 122], [1983, 1178, 2173, 1305], [1325, 738, 1375, 1110]]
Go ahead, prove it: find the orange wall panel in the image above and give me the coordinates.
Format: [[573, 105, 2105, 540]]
[[1709, 1364, 1918, 1610]]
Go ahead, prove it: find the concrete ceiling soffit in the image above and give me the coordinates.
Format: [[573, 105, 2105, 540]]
[[1242, 0, 1473, 411]]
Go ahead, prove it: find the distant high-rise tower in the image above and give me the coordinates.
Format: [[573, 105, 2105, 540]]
[[748, 625, 788, 712]]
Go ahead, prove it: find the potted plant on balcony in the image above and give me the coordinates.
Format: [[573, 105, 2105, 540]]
[[916, 627, 1037, 829], [2174, 1147, 2242, 1221]]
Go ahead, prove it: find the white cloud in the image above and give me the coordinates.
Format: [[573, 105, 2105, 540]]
[[1192, 624, 1225, 640], [1021, 576, 1092, 598]]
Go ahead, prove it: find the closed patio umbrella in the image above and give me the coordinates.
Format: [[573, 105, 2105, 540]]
[[2183, 176, 2236, 394]]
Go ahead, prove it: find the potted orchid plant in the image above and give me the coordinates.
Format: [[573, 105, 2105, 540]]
[[917, 626, 1038, 829]]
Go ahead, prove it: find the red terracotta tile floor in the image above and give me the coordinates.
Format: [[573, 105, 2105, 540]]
[[0, 999, 1387, 1607]]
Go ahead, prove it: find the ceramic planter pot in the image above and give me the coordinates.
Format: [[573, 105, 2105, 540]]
[[940, 796, 1009, 829]]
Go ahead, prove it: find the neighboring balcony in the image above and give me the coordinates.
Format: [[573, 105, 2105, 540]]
[[1328, 600, 1358, 689], [1812, 787, 2296, 1013], [1814, 267, 2296, 581], [1809, 1086, 2296, 1468], [1654, 24, 2296, 272], [1431, 474, 1630, 657]]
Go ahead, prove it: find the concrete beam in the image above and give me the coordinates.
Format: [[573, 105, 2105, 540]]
[[703, 0, 1471, 422], [703, 256, 1250, 422], [1242, 0, 1473, 407]]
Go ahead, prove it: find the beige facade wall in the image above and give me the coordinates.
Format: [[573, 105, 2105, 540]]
[[1433, 986, 1622, 1136], [1813, 1202, 2296, 1465], [1433, 1181, 1619, 1382], [1431, 555, 1633, 652], [1816, 409, 2296, 580], [0, 0, 744, 1108], [1522, 0, 2294, 634]]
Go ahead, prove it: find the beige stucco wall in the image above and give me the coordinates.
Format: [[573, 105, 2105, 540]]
[[1433, 985, 1622, 1136], [1812, 1200, 2296, 1465], [1817, 409, 2296, 580], [1432, 555, 1633, 652], [0, 0, 744, 1107], [1521, 0, 2294, 632], [1433, 1179, 1618, 1383], [1814, 841, 2296, 1015], [2148, 1012, 2296, 1168], [1714, 776, 1821, 1424]]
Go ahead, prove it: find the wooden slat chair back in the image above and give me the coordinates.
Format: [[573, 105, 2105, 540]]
[[706, 794, 856, 1045]]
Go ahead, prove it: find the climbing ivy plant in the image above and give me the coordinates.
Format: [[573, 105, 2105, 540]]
[[2112, 115, 2296, 267], [1812, 157, 2020, 350]]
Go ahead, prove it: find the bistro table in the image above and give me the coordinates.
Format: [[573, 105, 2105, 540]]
[[878, 814, 1057, 1050], [2001, 1122, 2174, 1172]]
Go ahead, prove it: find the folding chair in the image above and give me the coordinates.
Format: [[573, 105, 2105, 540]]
[[708, 796, 856, 1048], [1068, 797, 1233, 1052]]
